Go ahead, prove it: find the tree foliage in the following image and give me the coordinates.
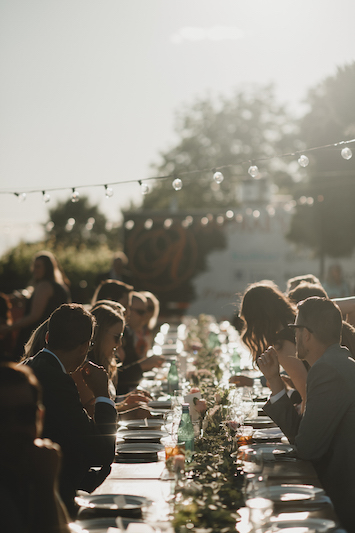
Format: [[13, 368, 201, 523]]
[[46, 195, 122, 249], [288, 62, 355, 263], [142, 85, 298, 210]]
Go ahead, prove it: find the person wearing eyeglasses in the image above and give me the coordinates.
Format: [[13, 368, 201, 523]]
[[117, 292, 164, 395], [258, 297, 355, 533], [25, 304, 117, 517]]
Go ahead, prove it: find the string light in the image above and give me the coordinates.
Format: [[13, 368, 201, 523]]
[[139, 180, 150, 195], [341, 147, 353, 160], [15, 192, 27, 202], [2, 138, 355, 201], [298, 154, 309, 167], [213, 171, 224, 184], [42, 191, 51, 203], [104, 185, 114, 198], [71, 188, 80, 203], [172, 178, 182, 191], [248, 165, 259, 178]]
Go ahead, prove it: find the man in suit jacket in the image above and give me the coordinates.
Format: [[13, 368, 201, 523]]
[[258, 297, 355, 533], [26, 304, 117, 516]]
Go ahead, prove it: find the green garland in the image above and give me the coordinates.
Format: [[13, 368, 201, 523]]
[[172, 406, 245, 533]]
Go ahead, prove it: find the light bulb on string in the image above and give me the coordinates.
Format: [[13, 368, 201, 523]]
[[213, 171, 224, 184], [139, 181, 150, 195], [341, 147, 353, 160], [104, 185, 114, 198], [298, 154, 309, 167], [71, 188, 80, 203], [248, 165, 259, 178], [172, 178, 182, 191], [42, 191, 51, 203], [15, 192, 27, 202]]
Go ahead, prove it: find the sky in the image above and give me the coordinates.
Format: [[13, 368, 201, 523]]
[[1, 0, 355, 256]]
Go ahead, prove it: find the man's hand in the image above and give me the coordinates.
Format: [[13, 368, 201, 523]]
[[81, 361, 110, 398], [257, 346, 285, 396]]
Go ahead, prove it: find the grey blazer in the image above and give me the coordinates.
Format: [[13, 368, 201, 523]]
[[264, 344, 355, 533]]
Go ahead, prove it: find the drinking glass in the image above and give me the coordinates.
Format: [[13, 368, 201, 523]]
[[245, 497, 273, 531]]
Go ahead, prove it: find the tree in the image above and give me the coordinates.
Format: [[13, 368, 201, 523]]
[[142, 85, 298, 210], [287, 62, 355, 276], [45, 196, 122, 249]]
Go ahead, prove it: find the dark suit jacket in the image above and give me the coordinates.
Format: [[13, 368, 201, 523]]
[[27, 349, 117, 512], [264, 344, 355, 532]]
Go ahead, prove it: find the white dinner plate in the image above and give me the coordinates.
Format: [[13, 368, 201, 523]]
[[239, 443, 295, 455], [123, 419, 164, 431], [75, 494, 147, 511], [253, 427, 285, 440], [147, 400, 172, 409], [70, 516, 146, 532], [116, 443, 163, 454], [268, 517, 336, 532], [119, 430, 166, 443], [244, 416, 276, 429], [257, 484, 324, 502]]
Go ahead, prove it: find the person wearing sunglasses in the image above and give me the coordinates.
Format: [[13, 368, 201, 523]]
[[258, 297, 355, 532], [117, 292, 164, 395]]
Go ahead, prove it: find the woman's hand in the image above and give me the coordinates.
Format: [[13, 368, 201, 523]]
[[257, 346, 285, 396]]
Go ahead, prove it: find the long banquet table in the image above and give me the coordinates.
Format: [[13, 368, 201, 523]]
[[78, 414, 343, 533], [73, 320, 344, 532]]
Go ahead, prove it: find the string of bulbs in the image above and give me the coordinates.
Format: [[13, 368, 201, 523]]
[[1, 138, 354, 204]]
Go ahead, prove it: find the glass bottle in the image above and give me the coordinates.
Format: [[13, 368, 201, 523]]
[[178, 403, 194, 460], [167, 359, 179, 395]]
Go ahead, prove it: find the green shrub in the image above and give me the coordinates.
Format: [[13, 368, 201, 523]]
[[0, 242, 116, 304]]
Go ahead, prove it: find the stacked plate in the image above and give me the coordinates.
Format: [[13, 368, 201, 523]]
[[257, 484, 325, 503], [147, 400, 171, 410], [238, 442, 295, 461], [244, 416, 276, 429], [75, 494, 148, 519], [115, 442, 163, 463], [70, 516, 149, 532], [267, 517, 336, 532], [253, 427, 285, 441], [122, 419, 164, 431], [118, 429, 166, 444]]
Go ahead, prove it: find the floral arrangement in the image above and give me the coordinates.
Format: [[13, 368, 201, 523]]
[[172, 422, 245, 533], [171, 316, 245, 532]]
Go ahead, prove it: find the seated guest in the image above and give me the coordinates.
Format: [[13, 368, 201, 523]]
[[91, 279, 134, 312], [236, 281, 308, 406], [137, 291, 160, 357], [118, 292, 164, 395], [285, 273, 322, 294], [26, 304, 117, 516], [258, 297, 355, 532], [0, 362, 70, 532]]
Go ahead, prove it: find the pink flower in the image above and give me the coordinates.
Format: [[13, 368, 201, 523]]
[[194, 398, 208, 414], [225, 420, 240, 431], [190, 387, 200, 393]]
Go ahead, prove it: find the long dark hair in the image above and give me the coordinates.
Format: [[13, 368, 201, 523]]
[[239, 281, 296, 360], [89, 304, 125, 382]]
